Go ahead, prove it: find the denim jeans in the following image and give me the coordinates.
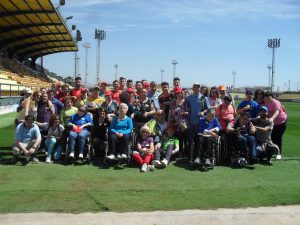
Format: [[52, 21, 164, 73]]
[[155, 144, 174, 162], [68, 129, 90, 154], [235, 135, 256, 158]]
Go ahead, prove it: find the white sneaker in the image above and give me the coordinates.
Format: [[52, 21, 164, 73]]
[[116, 154, 121, 159], [106, 154, 115, 160], [153, 160, 161, 168], [140, 163, 148, 172], [120, 154, 127, 159], [78, 153, 83, 159], [276, 154, 281, 160], [194, 157, 200, 164], [32, 157, 39, 163], [69, 152, 75, 158], [161, 159, 168, 167], [45, 156, 51, 163], [205, 158, 211, 165], [148, 164, 155, 171], [256, 146, 263, 152]]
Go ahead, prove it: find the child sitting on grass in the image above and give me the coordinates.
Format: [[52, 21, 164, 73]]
[[132, 126, 155, 172], [153, 126, 179, 168]]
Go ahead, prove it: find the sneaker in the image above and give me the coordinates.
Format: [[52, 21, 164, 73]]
[[116, 154, 121, 159], [148, 164, 155, 171], [238, 157, 247, 166], [78, 153, 83, 159], [161, 158, 168, 168], [45, 156, 51, 163], [69, 152, 75, 158], [256, 146, 263, 153], [194, 157, 200, 164], [120, 154, 127, 159], [204, 158, 211, 165], [32, 157, 39, 163], [153, 160, 161, 168], [106, 154, 115, 160], [140, 163, 148, 172], [276, 154, 281, 160]]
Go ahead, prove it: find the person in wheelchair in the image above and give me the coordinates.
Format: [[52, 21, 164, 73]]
[[251, 106, 279, 164], [132, 126, 155, 172], [226, 112, 256, 166], [67, 106, 93, 159], [193, 108, 221, 166], [91, 107, 110, 159], [106, 103, 133, 160]]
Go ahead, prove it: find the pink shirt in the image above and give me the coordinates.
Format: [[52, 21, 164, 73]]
[[265, 99, 287, 126], [216, 104, 235, 130]]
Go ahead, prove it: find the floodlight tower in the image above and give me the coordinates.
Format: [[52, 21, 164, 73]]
[[232, 71, 237, 89], [160, 68, 164, 83], [171, 59, 178, 79], [267, 38, 280, 92], [114, 64, 118, 80], [82, 42, 91, 87], [95, 29, 106, 84], [267, 64, 272, 88], [74, 29, 82, 78]]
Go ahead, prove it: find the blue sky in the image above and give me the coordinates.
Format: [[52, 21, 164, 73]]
[[45, 0, 300, 90]]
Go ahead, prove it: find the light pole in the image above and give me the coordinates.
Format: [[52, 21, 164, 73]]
[[267, 64, 272, 88], [232, 71, 237, 89], [95, 29, 106, 84], [74, 29, 82, 78], [268, 38, 280, 92], [171, 59, 178, 79], [114, 64, 118, 80], [160, 68, 164, 83], [82, 42, 91, 87]]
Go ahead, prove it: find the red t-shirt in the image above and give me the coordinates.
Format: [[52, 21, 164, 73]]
[[112, 90, 121, 104], [70, 88, 86, 99]]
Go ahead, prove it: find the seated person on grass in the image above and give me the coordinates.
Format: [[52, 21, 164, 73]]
[[193, 108, 221, 165], [153, 126, 179, 168], [132, 126, 155, 172], [12, 115, 42, 163], [226, 112, 256, 165], [251, 106, 279, 164]]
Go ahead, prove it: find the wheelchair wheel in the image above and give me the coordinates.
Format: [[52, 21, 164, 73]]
[[215, 136, 221, 165]]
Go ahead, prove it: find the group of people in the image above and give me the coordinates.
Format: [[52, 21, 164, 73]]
[[12, 76, 287, 171]]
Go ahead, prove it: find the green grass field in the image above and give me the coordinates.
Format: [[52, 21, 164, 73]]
[[0, 102, 299, 213]]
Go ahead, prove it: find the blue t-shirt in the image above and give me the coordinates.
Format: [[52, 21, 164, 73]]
[[186, 94, 209, 125], [237, 100, 260, 118], [68, 113, 93, 129], [148, 91, 160, 111], [15, 123, 41, 143], [197, 117, 221, 133], [109, 116, 133, 135]]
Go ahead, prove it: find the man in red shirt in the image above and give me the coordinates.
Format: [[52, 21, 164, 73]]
[[111, 80, 121, 104], [57, 84, 71, 103], [70, 77, 87, 100], [119, 77, 127, 92], [158, 81, 174, 121], [135, 81, 143, 99]]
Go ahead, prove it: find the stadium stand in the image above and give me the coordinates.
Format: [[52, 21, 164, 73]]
[[0, 0, 77, 111]]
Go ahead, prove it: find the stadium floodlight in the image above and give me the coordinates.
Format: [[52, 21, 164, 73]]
[[160, 68, 164, 83], [171, 59, 178, 79], [60, 0, 65, 6], [95, 29, 106, 84], [74, 29, 83, 78], [71, 25, 76, 30], [232, 71, 237, 89], [65, 16, 73, 22], [267, 38, 280, 92], [114, 64, 118, 80]]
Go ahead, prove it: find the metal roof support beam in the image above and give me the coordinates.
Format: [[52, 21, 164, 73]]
[[0, 32, 69, 48], [9, 39, 73, 53], [0, 10, 56, 17], [1, 22, 62, 33]]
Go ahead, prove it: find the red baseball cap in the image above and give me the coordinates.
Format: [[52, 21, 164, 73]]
[[126, 88, 134, 93], [174, 87, 183, 94], [144, 82, 150, 87], [100, 81, 107, 86]]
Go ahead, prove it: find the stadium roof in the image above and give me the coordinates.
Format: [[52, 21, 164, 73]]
[[0, 0, 77, 60]]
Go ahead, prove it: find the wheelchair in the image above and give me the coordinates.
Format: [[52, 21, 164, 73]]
[[102, 129, 137, 168], [191, 133, 222, 170], [226, 133, 249, 168]]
